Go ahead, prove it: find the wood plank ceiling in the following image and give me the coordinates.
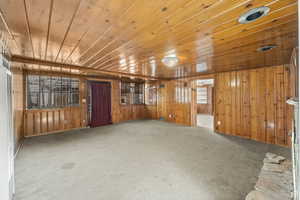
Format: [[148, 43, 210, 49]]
[[0, 0, 298, 79]]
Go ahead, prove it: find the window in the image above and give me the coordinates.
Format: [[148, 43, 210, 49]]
[[120, 81, 144, 105], [145, 83, 157, 105], [133, 83, 144, 104], [175, 82, 190, 103], [197, 87, 208, 104], [27, 75, 79, 109], [120, 82, 131, 105]]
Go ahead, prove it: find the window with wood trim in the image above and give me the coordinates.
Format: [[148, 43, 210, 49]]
[[133, 83, 144, 104], [145, 83, 157, 105], [120, 81, 144, 105], [175, 82, 190, 103], [120, 82, 131, 105], [197, 87, 208, 104], [27, 75, 80, 109]]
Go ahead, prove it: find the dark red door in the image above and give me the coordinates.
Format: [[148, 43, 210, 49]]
[[90, 82, 112, 127]]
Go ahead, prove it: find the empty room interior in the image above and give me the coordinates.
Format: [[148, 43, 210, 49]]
[[0, 0, 299, 200]]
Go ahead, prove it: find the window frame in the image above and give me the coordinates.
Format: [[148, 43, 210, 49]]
[[120, 81, 145, 105], [26, 74, 80, 110], [196, 87, 208, 104], [145, 83, 157, 105]]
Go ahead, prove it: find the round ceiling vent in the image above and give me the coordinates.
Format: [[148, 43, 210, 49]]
[[257, 45, 277, 52], [238, 6, 270, 24]]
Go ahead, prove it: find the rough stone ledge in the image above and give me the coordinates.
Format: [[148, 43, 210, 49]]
[[245, 153, 293, 200]]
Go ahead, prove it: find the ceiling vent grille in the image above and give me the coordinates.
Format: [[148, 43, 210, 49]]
[[238, 6, 270, 24], [257, 45, 277, 52]]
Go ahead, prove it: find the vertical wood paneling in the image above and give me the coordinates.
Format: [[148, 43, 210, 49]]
[[215, 73, 226, 132], [54, 110, 59, 130], [274, 67, 286, 146], [34, 112, 41, 135], [241, 70, 251, 138], [224, 72, 232, 134], [215, 65, 293, 147], [12, 69, 25, 146], [231, 71, 237, 136], [47, 111, 53, 132], [25, 112, 33, 137], [235, 71, 242, 136], [25, 107, 86, 137], [157, 80, 191, 126], [80, 78, 87, 127], [64, 109, 70, 130], [24, 77, 158, 137], [59, 110, 65, 130], [265, 67, 276, 144], [41, 112, 48, 133], [249, 68, 266, 142]]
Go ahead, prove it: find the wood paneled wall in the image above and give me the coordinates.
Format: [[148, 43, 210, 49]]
[[20, 65, 294, 147], [23, 76, 157, 137], [214, 65, 293, 147], [24, 76, 87, 137], [157, 80, 191, 126], [24, 107, 84, 137], [110, 80, 157, 123], [157, 65, 293, 147], [12, 69, 24, 146]]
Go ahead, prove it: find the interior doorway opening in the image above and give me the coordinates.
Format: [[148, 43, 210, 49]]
[[195, 79, 214, 130]]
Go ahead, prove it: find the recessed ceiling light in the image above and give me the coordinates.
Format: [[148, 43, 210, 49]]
[[161, 56, 179, 67], [257, 45, 277, 52], [238, 6, 270, 24], [196, 62, 208, 72]]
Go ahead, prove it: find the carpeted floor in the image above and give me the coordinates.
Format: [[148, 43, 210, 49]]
[[15, 120, 291, 200]]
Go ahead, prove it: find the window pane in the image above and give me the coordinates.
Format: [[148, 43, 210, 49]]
[[133, 83, 144, 104], [197, 87, 208, 104], [27, 75, 40, 109], [120, 82, 131, 105], [61, 77, 70, 107], [120, 82, 144, 105], [27, 75, 80, 109], [70, 78, 79, 105], [51, 76, 62, 107], [39, 76, 52, 108], [145, 84, 156, 105]]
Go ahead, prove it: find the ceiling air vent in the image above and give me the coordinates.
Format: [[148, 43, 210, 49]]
[[238, 6, 270, 24], [257, 45, 277, 52]]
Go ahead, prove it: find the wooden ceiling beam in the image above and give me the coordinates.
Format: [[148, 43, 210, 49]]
[[11, 55, 161, 80]]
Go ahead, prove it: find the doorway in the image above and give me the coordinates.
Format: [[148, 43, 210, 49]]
[[195, 79, 214, 130], [88, 81, 112, 127], [0, 54, 14, 200]]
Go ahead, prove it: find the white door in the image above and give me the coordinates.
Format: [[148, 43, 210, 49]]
[[287, 47, 299, 200], [0, 54, 14, 200]]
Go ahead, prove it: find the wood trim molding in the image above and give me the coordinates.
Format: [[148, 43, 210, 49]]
[[11, 54, 162, 80]]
